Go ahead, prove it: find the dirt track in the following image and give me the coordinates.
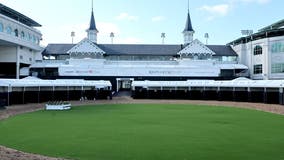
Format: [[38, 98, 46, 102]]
[[0, 97, 284, 160]]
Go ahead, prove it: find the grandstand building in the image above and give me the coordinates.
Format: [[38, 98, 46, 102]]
[[229, 20, 284, 80], [29, 7, 248, 91], [0, 3, 43, 79]]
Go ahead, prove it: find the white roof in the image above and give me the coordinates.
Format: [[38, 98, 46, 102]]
[[132, 78, 284, 88], [0, 78, 111, 88]]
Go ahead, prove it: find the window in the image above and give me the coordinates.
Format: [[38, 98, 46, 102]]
[[36, 37, 40, 44], [14, 29, 18, 37], [254, 64, 263, 74], [271, 42, 284, 53], [6, 26, 12, 34], [20, 55, 23, 60], [28, 33, 32, 41], [21, 31, 25, 39], [0, 23, 3, 32], [32, 35, 36, 43], [272, 63, 284, 73], [254, 45, 262, 55]]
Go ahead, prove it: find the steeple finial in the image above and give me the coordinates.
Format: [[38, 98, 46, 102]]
[[187, 0, 189, 13], [92, 0, 93, 12]]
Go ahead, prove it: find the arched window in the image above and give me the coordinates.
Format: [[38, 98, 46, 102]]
[[254, 45, 262, 55], [32, 35, 36, 43], [28, 33, 32, 41], [36, 37, 40, 44], [21, 31, 25, 39], [6, 26, 12, 34], [0, 23, 3, 32], [14, 29, 18, 37]]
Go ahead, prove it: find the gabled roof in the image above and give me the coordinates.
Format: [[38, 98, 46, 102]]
[[42, 43, 237, 57], [88, 11, 98, 32], [183, 12, 194, 32], [0, 3, 41, 27], [178, 39, 215, 55], [67, 38, 105, 54]]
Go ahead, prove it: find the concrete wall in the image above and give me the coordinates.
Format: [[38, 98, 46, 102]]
[[232, 35, 284, 80], [0, 46, 16, 62]]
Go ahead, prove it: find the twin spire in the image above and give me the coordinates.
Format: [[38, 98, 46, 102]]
[[89, 9, 98, 32], [183, 0, 194, 44], [183, 11, 194, 33], [87, 0, 98, 43], [87, 0, 194, 44]]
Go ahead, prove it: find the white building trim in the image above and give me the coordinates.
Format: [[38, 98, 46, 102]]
[[67, 38, 105, 55], [178, 39, 216, 56]]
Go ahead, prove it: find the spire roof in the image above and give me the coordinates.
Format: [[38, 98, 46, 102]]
[[183, 12, 194, 33], [89, 10, 98, 32]]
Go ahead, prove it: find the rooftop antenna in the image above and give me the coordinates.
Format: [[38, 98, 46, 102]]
[[161, 33, 166, 44], [71, 31, 75, 44], [110, 32, 114, 44], [204, 33, 209, 45]]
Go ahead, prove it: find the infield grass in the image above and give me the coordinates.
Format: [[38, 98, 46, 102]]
[[0, 104, 284, 160]]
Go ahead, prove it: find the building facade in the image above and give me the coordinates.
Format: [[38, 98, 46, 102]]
[[229, 20, 284, 80], [29, 7, 248, 91], [0, 3, 42, 79]]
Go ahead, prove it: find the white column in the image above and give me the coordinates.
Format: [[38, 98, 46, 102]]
[[265, 38, 270, 80], [16, 46, 20, 79]]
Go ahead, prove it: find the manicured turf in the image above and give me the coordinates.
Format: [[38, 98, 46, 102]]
[[1, 104, 284, 160]]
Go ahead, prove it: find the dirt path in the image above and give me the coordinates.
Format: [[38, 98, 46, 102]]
[[0, 97, 284, 160]]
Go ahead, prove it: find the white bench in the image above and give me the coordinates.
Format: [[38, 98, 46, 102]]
[[45, 103, 71, 110]]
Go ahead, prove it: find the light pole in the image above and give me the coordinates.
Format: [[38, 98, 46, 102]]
[[71, 31, 75, 44], [110, 32, 114, 44], [204, 33, 209, 45], [161, 33, 166, 44]]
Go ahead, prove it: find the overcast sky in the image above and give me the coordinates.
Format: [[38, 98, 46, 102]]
[[0, 0, 282, 46]]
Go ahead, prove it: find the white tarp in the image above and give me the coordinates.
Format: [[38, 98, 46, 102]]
[[132, 78, 284, 88], [0, 78, 112, 89]]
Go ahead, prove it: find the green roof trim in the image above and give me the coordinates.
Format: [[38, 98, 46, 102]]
[[259, 19, 284, 32]]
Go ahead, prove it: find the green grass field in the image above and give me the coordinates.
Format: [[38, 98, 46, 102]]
[[1, 104, 284, 160]]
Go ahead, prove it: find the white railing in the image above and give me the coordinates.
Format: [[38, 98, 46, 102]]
[[37, 60, 67, 64], [214, 61, 238, 64], [104, 60, 179, 66]]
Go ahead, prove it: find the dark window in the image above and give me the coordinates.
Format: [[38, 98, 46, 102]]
[[254, 64, 263, 74], [254, 45, 262, 55], [14, 29, 18, 37], [21, 31, 25, 39], [0, 23, 3, 32]]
